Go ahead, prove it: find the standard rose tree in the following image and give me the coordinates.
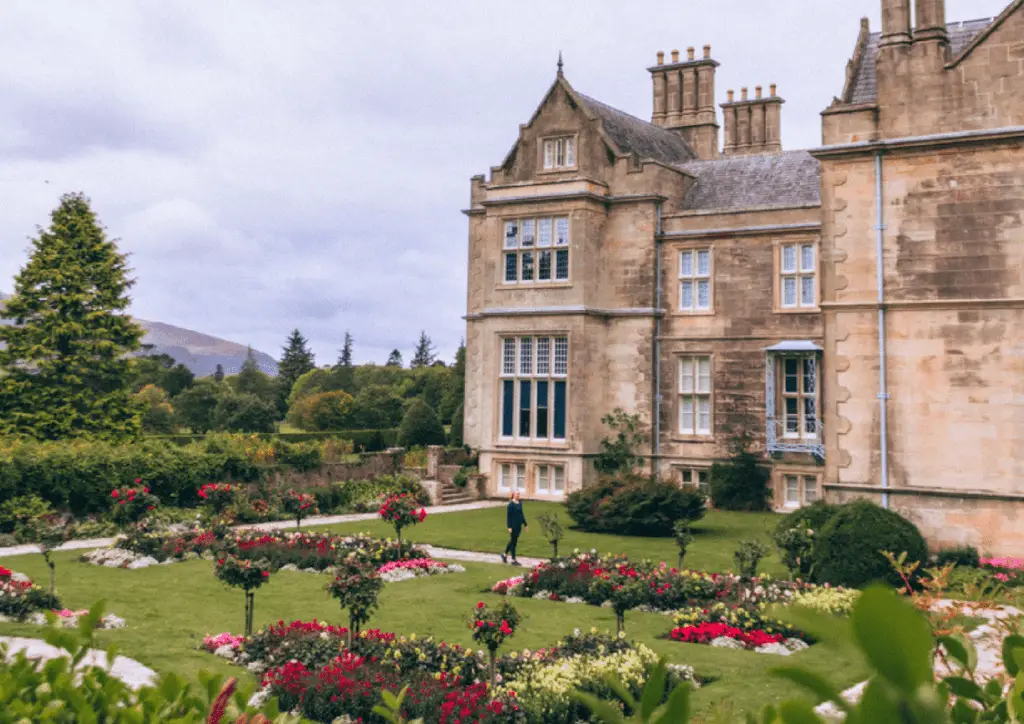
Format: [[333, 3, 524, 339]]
[[469, 599, 520, 688], [377, 493, 426, 555], [215, 555, 271, 636], [326, 554, 383, 646], [282, 489, 318, 530]]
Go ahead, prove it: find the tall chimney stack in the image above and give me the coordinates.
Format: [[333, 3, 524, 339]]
[[914, 0, 949, 44], [721, 83, 784, 156], [648, 45, 721, 159], [880, 0, 912, 48]]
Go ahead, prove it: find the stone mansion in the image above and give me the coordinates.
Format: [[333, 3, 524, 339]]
[[461, 0, 1024, 555]]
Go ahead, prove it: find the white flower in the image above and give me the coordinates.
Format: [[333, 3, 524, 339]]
[[573, 628, 581, 636]]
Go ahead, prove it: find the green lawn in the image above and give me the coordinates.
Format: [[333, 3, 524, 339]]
[[314, 502, 789, 578], [0, 548, 868, 720]]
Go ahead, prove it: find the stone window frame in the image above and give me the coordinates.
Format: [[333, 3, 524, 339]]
[[772, 237, 820, 313], [539, 133, 579, 173], [674, 243, 715, 316], [499, 214, 571, 288], [675, 353, 715, 440], [675, 465, 711, 495], [775, 355, 820, 442], [495, 460, 528, 494], [534, 463, 566, 498], [774, 468, 822, 510], [496, 334, 570, 448]]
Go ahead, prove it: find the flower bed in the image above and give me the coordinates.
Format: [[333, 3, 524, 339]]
[[668, 602, 809, 654], [0, 567, 61, 620], [980, 557, 1024, 584], [202, 622, 701, 723], [378, 558, 465, 583], [26, 608, 127, 629]]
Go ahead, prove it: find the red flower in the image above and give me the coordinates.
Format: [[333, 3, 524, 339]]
[[476, 601, 485, 609], [147, 505, 155, 511], [118, 500, 125, 505], [111, 490, 119, 498], [135, 478, 141, 484], [262, 571, 269, 578], [143, 487, 149, 494]]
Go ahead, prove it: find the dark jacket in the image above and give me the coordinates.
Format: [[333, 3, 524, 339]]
[[506, 501, 527, 530]]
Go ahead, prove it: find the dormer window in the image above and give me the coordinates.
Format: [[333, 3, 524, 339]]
[[542, 137, 576, 170]]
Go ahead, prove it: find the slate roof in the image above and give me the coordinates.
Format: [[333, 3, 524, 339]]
[[676, 151, 821, 212], [848, 19, 994, 104], [576, 92, 699, 164]]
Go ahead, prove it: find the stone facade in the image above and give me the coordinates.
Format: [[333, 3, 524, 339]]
[[463, 0, 1024, 554]]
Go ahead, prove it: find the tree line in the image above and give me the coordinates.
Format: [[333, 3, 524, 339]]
[[0, 193, 464, 446]]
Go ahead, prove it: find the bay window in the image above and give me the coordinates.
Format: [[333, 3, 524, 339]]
[[500, 336, 568, 443]]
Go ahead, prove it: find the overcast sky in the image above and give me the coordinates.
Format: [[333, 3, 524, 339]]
[[0, 0, 1010, 365]]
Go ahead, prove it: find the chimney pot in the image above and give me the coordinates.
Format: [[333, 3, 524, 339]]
[[756, 85, 763, 99], [656, 51, 664, 65], [727, 89, 735, 102], [770, 83, 777, 97], [741, 87, 748, 101], [671, 49, 679, 63], [703, 44, 711, 59], [687, 47, 695, 60]]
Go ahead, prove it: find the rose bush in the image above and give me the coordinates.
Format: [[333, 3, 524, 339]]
[[109, 482, 159, 528], [282, 489, 318, 529], [325, 554, 383, 640], [377, 492, 426, 553], [196, 483, 240, 516]]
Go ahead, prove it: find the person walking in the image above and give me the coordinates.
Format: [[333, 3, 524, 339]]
[[501, 491, 528, 565]]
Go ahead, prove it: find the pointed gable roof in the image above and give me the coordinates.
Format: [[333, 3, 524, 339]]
[[502, 74, 698, 169]]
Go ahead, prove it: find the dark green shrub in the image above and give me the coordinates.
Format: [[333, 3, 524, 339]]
[[814, 500, 928, 588], [0, 494, 54, 535], [935, 545, 980, 569], [565, 473, 706, 537], [708, 450, 771, 511], [211, 393, 278, 433], [775, 500, 841, 538], [397, 399, 446, 448], [449, 403, 464, 447], [272, 439, 323, 471], [772, 501, 841, 579]]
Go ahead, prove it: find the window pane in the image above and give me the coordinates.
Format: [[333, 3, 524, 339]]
[[804, 398, 817, 435], [785, 475, 799, 504], [697, 280, 710, 310], [536, 465, 549, 492], [536, 381, 549, 438], [785, 398, 799, 433], [553, 467, 565, 492], [679, 360, 694, 393], [801, 244, 815, 272], [680, 251, 693, 277], [500, 464, 511, 490], [697, 470, 709, 491], [538, 218, 552, 247], [804, 478, 819, 503], [519, 337, 532, 376], [697, 249, 710, 276], [515, 465, 525, 491], [555, 139, 564, 166], [521, 251, 534, 282], [505, 253, 517, 283], [543, 141, 554, 169], [502, 339, 516, 376], [538, 250, 552, 280], [553, 338, 568, 376], [501, 381, 514, 436], [521, 219, 535, 247], [803, 358, 816, 394], [680, 469, 692, 485], [697, 357, 711, 393], [680, 397, 694, 433], [504, 221, 518, 249], [801, 276, 815, 306], [555, 249, 569, 280], [565, 138, 575, 166], [783, 277, 797, 306], [697, 397, 711, 433], [519, 380, 532, 437], [555, 218, 569, 246], [536, 338, 550, 375], [784, 359, 798, 393], [553, 381, 566, 439], [680, 281, 693, 310], [782, 245, 797, 272]]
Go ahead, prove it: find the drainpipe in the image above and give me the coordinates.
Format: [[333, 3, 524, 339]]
[[875, 151, 890, 509], [652, 201, 663, 478]]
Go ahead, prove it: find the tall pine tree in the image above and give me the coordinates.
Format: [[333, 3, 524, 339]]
[[439, 339, 466, 423], [0, 193, 145, 440], [332, 331, 355, 391], [386, 349, 403, 367], [277, 329, 316, 408], [214, 363, 225, 383], [410, 331, 436, 368]]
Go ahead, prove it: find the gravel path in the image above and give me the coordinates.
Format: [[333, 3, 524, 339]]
[[0, 500, 505, 559], [0, 635, 156, 689], [422, 545, 544, 569]]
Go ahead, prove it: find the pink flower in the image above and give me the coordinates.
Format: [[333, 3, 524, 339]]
[[111, 490, 119, 498], [477, 601, 485, 609]]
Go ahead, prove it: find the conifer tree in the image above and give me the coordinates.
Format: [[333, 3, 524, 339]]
[[386, 349, 403, 367], [214, 363, 225, 383], [235, 346, 274, 401], [333, 331, 355, 391], [278, 329, 316, 397], [0, 193, 144, 440], [440, 339, 466, 422], [410, 331, 436, 368], [336, 331, 353, 369]]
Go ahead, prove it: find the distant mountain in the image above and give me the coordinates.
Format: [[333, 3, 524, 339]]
[[0, 290, 278, 378]]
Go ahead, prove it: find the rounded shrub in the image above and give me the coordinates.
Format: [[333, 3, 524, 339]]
[[397, 398, 446, 448], [813, 501, 928, 588], [708, 451, 771, 511], [934, 545, 980, 569], [565, 472, 706, 537], [774, 500, 841, 540]]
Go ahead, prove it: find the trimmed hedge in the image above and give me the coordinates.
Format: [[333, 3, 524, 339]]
[[147, 429, 399, 452], [813, 500, 928, 588], [565, 472, 707, 537]]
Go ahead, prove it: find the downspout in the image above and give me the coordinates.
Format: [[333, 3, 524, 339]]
[[652, 201, 663, 477], [874, 151, 890, 509]]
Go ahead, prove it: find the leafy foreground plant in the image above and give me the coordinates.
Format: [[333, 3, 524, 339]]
[[0, 600, 300, 723], [573, 586, 1024, 723]]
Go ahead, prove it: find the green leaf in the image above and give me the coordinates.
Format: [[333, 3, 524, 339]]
[[937, 634, 975, 674], [640, 659, 668, 721], [571, 691, 627, 724], [1002, 635, 1024, 676], [851, 586, 933, 694], [776, 700, 825, 724], [942, 676, 985, 702], [650, 681, 690, 724], [770, 666, 845, 710]]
